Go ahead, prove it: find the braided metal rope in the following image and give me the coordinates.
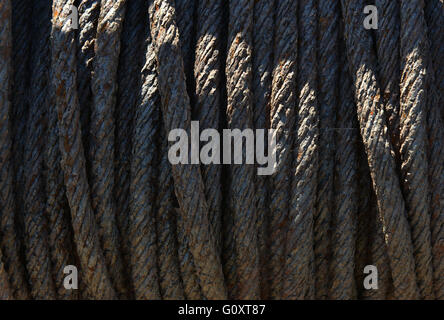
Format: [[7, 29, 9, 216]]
[[128, 26, 161, 300], [0, 0, 30, 300], [11, 1, 31, 249], [252, 0, 273, 300], [0, 248, 12, 300], [77, 0, 100, 156], [399, 0, 434, 299], [51, 0, 116, 299], [268, 0, 296, 299], [283, 0, 317, 300], [149, 0, 226, 300], [425, 44, 444, 300], [224, 0, 260, 300], [0, 0, 443, 301], [22, 1, 56, 299], [375, 0, 401, 165], [424, 0, 444, 122], [340, 0, 419, 299], [89, 0, 128, 298], [45, 79, 78, 300], [329, 6, 358, 299], [194, 0, 223, 257], [314, 0, 336, 298]]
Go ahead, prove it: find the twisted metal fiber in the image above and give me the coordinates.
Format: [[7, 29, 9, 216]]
[[22, 0, 56, 299], [0, 249, 12, 300], [425, 59, 444, 299], [314, 0, 337, 299], [268, 0, 296, 299], [115, 1, 148, 295], [399, 0, 434, 299], [224, 0, 260, 299], [284, 0, 318, 300], [330, 15, 358, 299], [339, 15, 392, 301], [252, 0, 273, 300], [45, 85, 78, 300], [128, 30, 161, 300], [375, 0, 401, 166], [155, 153, 185, 299], [194, 0, 223, 257], [340, 0, 419, 299], [175, 0, 196, 99], [354, 137, 372, 298], [366, 210, 393, 299], [424, 0, 444, 121], [11, 0, 31, 247], [77, 0, 100, 155], [149, 0, 226, 300], [51, 0, 116, 299], [0, 0, 29, 300], [172, 161, 203, 300], [89, 0, 128, 298]]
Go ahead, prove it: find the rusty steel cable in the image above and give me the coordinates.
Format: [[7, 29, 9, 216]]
[[127, 24, 161, 300], [76, 0, 100, 157], [340, 0, 419, 299], [399, 0, 434, 299], [283, 0, 317, 300], [224, 0, 260, 300], [0, 0, 442, 301], [252, 0, 273, 300], [193, 0, 224, 256], [22, 0, 56, 299], [314, 0, 337, 299], [148, 0, 226, 300], [329, 7, 358, 299], [375, 0, 401, 166], [424, 0, 444, 122], [89, 0, 128, 298], [0, 0, 30, 300], [51, 0, 116, 299], [268, 0, 296, 299]]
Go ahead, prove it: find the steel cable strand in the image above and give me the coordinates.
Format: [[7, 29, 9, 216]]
[[329, 17, 359, 300], [175, 0, 196, 101], [282, 0, 317, 300], [252, 0, 273, 300], [367, 203, 394, 300], [224, 0, 261, 299], [314, 0, 337, 299], [171, 160, 202, 299], [89, 0, 128, 298], [143, 12, 185, 301], [51, 0, 116, 299], [399, 0, 434, 299], [340, 0, 419, 299], [0, 249, 12, 300], [374, 0, 401, 168], [155, 150, 185, 299], [45, 85, 78, 300], [114, 2, 148, 295], [148, 0, 226, 300], [11, 0, 32, 247], [127, 30, 162, 300], [194, 0, 224, 258], [268, 0, 297, 299], [340, 14, 392, 299], [0, 0, 29, 300], [77, 0, 100, 158], [425, 58, 444, 299], [424, 0, 444, 122], [22, 0, 56, 299]]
